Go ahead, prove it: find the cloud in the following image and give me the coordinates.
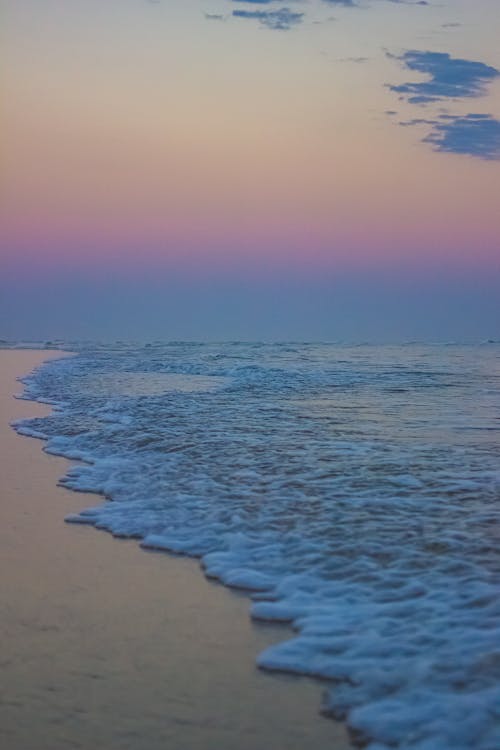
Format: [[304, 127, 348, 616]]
[[232, 0, 305, 4], [423, 114, 500, 160], [388, 50, 500, 159], [322, 0, 428, 6], [389, 50, 500, 104], [340, 56, 369, 63], [222, 0, 428, 30], [232, 8, 304, 29], [400, 114, 500, 160]]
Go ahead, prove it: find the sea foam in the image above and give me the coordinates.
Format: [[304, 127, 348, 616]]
[[14, 341, 500, 749]]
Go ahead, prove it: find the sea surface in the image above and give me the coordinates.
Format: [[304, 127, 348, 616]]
[[13, 342, 500, 750]]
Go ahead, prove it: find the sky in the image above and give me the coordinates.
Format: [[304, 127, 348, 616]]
[[1, 0, 499, 342]]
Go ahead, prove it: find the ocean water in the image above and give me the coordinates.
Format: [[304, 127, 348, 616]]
[[14, 342, 500, 750]]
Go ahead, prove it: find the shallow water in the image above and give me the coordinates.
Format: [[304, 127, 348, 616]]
[[15, 342, 500, 750]]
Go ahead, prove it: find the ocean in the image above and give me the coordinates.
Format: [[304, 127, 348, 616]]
[[13, 342, 500, 750]]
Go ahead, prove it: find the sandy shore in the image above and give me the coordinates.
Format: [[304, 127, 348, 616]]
[[0, 350, 351, 750]]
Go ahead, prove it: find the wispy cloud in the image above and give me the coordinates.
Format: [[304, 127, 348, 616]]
[[322, 0, 429, 6], [339, 56, 369, 63], [389, 50, 499, 105], [232, 0, 292, 3], [211, 0, 429, 30], [389, 50, 500, 159], [232, 8, 304, 29], [400, 114, 500, 160], [322, 0, 358, 6], [232, 0, 299, 3], [423, 114, 500, 160]]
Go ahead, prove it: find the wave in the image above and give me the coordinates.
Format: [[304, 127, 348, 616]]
[[14, 342, 500, 750]]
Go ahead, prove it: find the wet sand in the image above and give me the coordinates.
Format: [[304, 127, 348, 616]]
[[0, 350, 352, 750]]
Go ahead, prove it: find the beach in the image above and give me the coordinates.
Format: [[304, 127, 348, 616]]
[[0, 349, 351, 750]]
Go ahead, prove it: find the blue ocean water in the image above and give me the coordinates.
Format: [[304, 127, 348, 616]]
[[14, 342, 500, 750]]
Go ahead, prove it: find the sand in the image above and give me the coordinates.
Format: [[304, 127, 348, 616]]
[[0, 349, 352, 750]]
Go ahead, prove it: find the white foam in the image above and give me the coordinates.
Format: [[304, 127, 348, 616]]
[[11, 423, 48, 440], [13, 342, 500, 750]]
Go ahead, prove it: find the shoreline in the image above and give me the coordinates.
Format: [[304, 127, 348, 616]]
[[0, 349, 351, 750]]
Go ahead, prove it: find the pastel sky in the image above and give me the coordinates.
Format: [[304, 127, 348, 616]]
[[1, 0, 499, 341]]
